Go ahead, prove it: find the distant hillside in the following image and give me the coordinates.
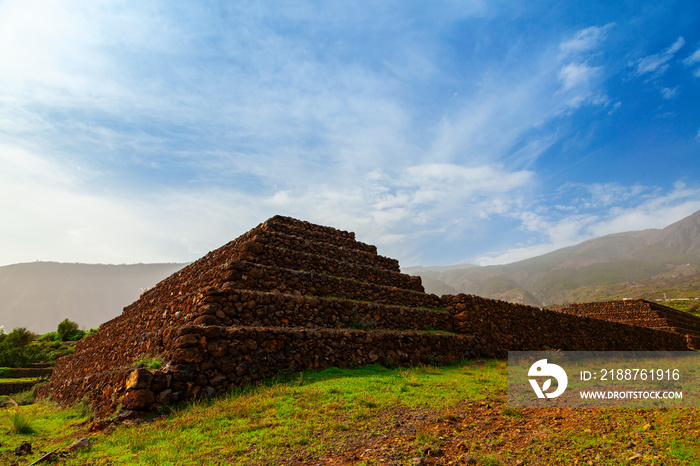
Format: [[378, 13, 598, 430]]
[[0, 262, 186, 334], [407, 210, 700, 306]]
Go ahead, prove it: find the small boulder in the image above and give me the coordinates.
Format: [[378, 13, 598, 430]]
[[67, 437, 90, 452], [15, 441, 31, 456]]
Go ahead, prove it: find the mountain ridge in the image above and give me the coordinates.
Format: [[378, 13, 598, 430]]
[[406, 210, 700, 306], [0, 262, 187, 334]]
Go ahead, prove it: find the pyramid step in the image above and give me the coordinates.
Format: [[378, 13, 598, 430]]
[[164, 324, 477, 380], [264, 215, 375, 253], [186, 288, 451, 332], [649, 311, 700, 327], [222, 261, 441, 308], [235, 241, 423, 291], [245, 229, 399, 272], [653, 326, 700, 337], [559, 303, 700, 336], [65, 319, 166, 374]]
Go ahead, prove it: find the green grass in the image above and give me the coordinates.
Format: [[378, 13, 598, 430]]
[[0, 377, 40, 383], [1, 360, 699, 465], [134, 354, 164, 369], [666, 300, 700, 315], [11, 410, 34, 434], [0, 361, 504, 465]]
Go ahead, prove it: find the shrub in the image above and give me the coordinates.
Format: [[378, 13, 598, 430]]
[[135, 354, 164, 369], [0, 343, 29, 367], [5, 327, 34, 347], [37, 332, 59, 342], [57, 319, 81, 342], [66, 330, 86, 341], [12, 389, 36, 406], [11, 411, 34, 434]]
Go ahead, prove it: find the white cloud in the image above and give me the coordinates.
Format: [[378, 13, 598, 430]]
[[685, 48, 700, 65], [684, 47, 700, 77], [475, 212, 598, 265], [587, 187, 700, 237], [259, 163, 534, 264], [559, 63, 601, 90], [575, 183, 648, 208], [632, 36, 685, 76], [0, 144, 269, 265], [554, 25, 612, 110], [661, 87, 678, 99], [559, 23, 615, 56]]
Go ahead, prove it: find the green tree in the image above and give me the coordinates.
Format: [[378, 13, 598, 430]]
[[0, 343, 29, 367], [5, 327, 34, 347], [0, 327, 34, 367], [57, 318, 82, 342]]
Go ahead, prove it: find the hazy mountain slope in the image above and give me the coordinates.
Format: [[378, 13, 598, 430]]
[[411, 210, 700, 306], [0, 262, 186, 334], [653, 210, 700, 254]]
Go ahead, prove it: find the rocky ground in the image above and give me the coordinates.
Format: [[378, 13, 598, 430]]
[[291, 399, 699, 466]]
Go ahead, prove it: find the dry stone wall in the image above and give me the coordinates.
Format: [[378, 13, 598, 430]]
[[38, 216, 694, 418], [443, 294, 690, 356]]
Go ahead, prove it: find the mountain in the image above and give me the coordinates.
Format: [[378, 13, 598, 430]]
[[406, 210, 700, 306], [0, 262, 186, 334]]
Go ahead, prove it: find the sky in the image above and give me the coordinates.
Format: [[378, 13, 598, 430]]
[[1, 0, 699, 268]]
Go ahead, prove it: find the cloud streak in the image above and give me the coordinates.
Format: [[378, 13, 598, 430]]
[[632, 36, 685, 76], [684, 47, 700, 77]]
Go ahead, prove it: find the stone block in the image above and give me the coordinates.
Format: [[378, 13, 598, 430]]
[[122, 389, 156, 410], [126, 368, 153, 390]]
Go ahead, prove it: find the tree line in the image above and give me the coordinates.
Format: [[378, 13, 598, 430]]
[[0, 319, 97, 367]]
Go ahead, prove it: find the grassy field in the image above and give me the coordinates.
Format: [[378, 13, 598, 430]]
[[1, 360, 699, 465], [552, 273, 700, 307], [666, 300, 700, 316]]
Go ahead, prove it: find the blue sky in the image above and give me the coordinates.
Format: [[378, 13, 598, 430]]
[[1, 0, 699, 268]]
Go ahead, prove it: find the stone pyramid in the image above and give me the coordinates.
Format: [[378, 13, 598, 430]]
[[40, 216, 476, 416], [559, 299, 700, 349]]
